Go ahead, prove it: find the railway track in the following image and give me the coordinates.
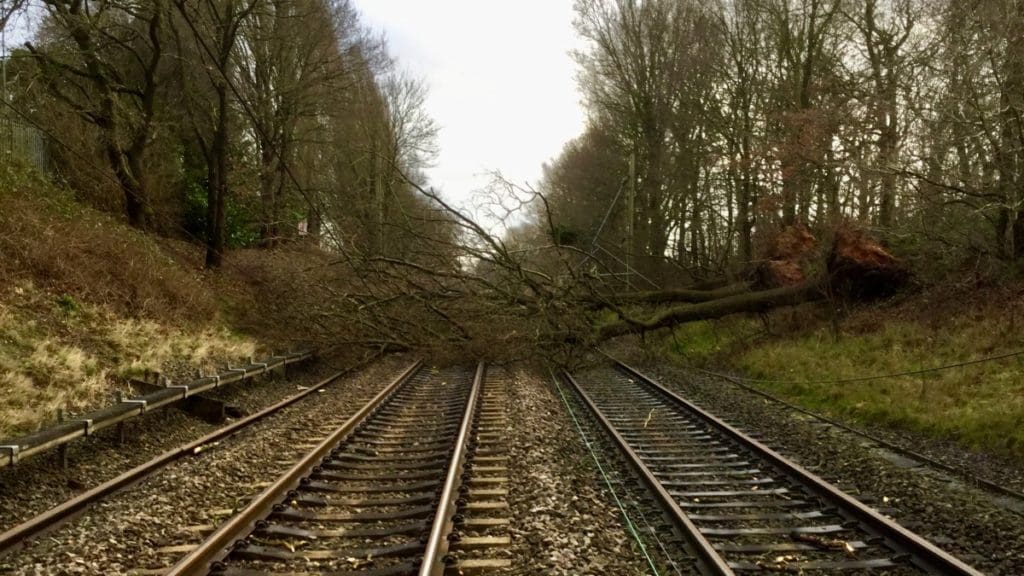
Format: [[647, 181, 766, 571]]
[[0, 356, 386, 558], [165, 362, 509, 576], [563, 357, 985, 575], [447, 367, 513, 573]]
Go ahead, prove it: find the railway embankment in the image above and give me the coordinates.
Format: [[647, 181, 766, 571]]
[[0, 162, 339, 439]]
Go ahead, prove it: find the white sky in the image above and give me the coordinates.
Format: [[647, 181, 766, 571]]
[[354, 0, 587, 206]]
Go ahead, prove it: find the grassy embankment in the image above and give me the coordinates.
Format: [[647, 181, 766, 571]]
[[655, 288, 1024, 460], [0, 162, 328, 438]]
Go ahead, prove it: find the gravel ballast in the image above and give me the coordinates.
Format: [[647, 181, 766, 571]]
[[506, 367, 659, 575], [690, 364, 1024, 500], [0, 356, 412, 575], [12, 355, 1003, 575], [2, 363, 661, 575]]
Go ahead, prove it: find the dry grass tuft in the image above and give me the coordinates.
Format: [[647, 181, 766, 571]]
[[106, 318, 256, 376], [0, 294, 259, 437], [0, 161, 361, 438]]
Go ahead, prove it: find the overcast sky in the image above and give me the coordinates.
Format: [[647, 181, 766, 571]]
[[354, 0, 587, 206]]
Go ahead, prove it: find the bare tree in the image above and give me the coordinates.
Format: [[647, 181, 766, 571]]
[[846, 0, 916, 227], [171, 0, 258, 267], [27, 0, 164, 228], [0, 0, 27, 37], [236, 0, 350, 248]]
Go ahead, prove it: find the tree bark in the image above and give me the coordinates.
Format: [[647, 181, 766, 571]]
[[998, 0, 1024, 259], [205, 81, 229, 269], [29, 0, 162, 229], [597, 279, 825, 340]]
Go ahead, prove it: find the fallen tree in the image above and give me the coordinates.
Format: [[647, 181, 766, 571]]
[[591, 225, 906, 340], [597, 282, 753, 306], [303, 170, 909, 362], [596, 279, 826, 340]]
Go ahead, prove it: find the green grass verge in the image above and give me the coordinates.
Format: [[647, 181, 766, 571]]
[[657, 311, 1024, 461]]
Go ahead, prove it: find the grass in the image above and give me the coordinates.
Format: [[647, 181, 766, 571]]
[[0, 161, 218, 322], [0, 284, 257, 437], [0, 160, 347, 439], [0, 161, 273, 438], [657, 292, 1024, 461]]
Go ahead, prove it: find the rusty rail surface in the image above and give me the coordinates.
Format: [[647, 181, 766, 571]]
[[0, 351, 313, 470]]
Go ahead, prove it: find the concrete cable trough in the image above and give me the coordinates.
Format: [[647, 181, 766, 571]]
[[0, 350, 313, 469]]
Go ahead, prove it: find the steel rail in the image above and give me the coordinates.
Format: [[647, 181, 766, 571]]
[[164, 359, 423, 576], [0, 354, 391, 557], [603, 354, 985, 576], [419, 361, 485, 576], [561, 370, 735, 576]]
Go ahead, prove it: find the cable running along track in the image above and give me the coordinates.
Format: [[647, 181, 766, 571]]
[[167, 362, 494, 576], [563, 357, 984, 575]]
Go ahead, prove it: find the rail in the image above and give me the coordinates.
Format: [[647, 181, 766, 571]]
[[164, 359, 423, 575], [561, 370, 733, 575], [420, 361, 485, 575], [0, 353, 384, 557]]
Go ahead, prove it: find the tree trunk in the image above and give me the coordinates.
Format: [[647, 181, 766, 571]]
[[781, 159, 801, 226], [737, 109, 754, 264], [597, 279, 825, 340], [823, 145, 840, 225], [307, 204, 321, 241], [999, 0, 1024, 259], [30, 1, 159, 230], [205, 83, 229, 269], [104, 140, 148, 229], [607, 282, 753, 305], [259, 143, 276, 248]]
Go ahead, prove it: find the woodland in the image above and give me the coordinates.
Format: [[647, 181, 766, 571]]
[[1, 0, 1023, 361]]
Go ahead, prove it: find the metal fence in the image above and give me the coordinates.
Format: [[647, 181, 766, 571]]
[[0, 113, 50, 173]]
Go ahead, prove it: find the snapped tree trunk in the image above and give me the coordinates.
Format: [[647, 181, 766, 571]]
[[596, 280, 825, 341]]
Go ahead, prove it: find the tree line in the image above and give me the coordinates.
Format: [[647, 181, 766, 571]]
[[7, 0, 1015, 357], [511, 0, 1024, 286], [2, 0, 443, 268]]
